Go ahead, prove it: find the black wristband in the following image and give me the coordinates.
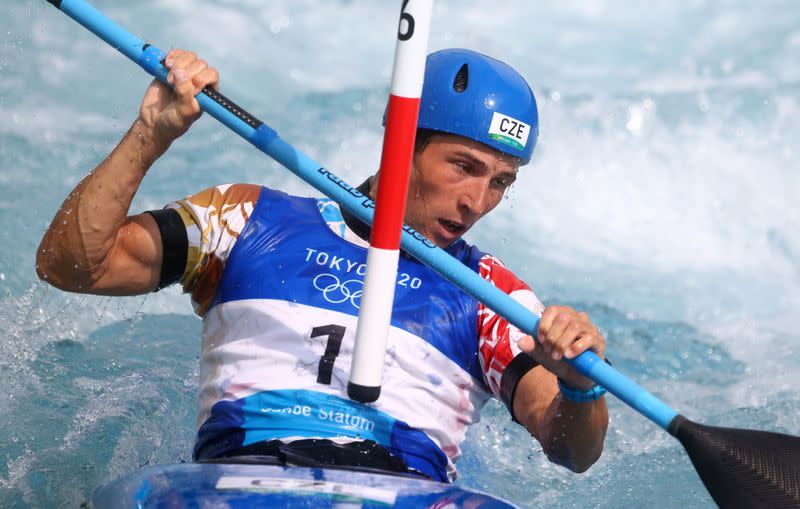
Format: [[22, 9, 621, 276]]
[[145, 208, 188, 290]]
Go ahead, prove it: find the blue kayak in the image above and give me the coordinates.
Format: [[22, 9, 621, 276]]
[[92, 462, 518, 508]]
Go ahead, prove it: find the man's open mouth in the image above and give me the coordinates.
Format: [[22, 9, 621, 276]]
[[439, 219, 465, 233]]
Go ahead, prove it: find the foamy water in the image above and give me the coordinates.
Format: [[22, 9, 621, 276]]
[[1, 1, 798, 507]]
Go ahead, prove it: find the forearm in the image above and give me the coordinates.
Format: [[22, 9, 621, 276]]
[[532, 395, 608, 472], [36, 118, 170, 290]]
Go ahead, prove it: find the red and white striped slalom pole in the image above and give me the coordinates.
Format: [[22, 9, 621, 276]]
[[347, 0, 433, 403]]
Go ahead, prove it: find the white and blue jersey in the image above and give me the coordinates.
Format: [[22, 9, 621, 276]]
[[160, 183, 545, 482]]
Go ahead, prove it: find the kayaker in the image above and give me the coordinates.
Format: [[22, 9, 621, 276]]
[[36, 47, 608, 482]]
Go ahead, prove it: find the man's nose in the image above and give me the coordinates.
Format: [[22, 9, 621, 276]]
[[457, 179, 491, 215]]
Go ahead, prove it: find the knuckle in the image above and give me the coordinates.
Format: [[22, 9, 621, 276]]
[[555, 312, 571, 325]]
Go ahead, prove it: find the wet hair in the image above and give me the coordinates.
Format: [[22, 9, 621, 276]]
[[413, 128, 440, 155]]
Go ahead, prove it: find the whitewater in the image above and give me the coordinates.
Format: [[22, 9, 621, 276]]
[[1, 1, 798, 507]]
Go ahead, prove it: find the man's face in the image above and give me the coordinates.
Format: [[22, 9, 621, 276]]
[[401, 133, 519, 248]]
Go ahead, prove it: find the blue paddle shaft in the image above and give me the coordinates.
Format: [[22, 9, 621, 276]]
[[46, 0, 679, 431]]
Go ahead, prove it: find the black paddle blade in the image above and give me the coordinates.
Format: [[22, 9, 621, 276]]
[[669, 415, 800, 508]]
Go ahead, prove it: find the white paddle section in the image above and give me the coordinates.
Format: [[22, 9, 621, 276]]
[[347, 0, 433, 403]]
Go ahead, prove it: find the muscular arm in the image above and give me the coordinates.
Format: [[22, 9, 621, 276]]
[[36, 49, 218, 295], [513, 365, 608, 472], [36, 121, 169, 294], [513, 306, 609, 472], [477, 259, 608, 472]]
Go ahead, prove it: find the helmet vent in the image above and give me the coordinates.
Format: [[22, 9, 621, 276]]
[[453, 63, 469, 93]]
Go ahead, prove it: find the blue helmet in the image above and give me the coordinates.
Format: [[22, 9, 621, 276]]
[[416, 49, 539, 165]]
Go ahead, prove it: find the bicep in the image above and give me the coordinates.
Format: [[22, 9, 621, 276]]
[[88, 212, 163, 295]]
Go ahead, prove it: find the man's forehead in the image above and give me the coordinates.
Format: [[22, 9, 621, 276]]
[[450, 148, 519, 174], [430, 133, 521, 169]]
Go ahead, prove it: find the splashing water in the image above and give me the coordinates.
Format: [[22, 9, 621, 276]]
[[1, 1, 798, 507]]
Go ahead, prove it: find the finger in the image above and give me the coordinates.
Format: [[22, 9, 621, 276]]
[[208, 67, 220, 91], [175, 63, 213, 120], [550, 321, 584, 361], [564, 333, 595, 360], [517, 335, 535, 354], [163, 48, 183, 69], [183, 58, 207, 76], [172, 67, 196, 97], [172, 49, 197, 70], [191, 66, 219, 93], [173, 74, 201, 118], [166, 50, 197, 84], [542, 311, 572, 354], [567, 328, 606, 360], [175, 89, 201, 119], [537, 306, 564, 346], [537, 307, 555, 338], [182, 59, 209, 94]]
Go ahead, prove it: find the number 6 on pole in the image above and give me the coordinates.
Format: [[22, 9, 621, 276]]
[[347, 0, 433, 403]]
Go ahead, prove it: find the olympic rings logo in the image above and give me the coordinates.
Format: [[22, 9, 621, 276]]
[[313, 273, 363, 309]]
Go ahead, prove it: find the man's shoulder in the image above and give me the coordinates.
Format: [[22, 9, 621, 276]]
[[214, 182, 264, 199], [177, 183, 264, 209], [473, 250, 536, 299], [454, 240, 507, 272], [475, 251, 511, 278]]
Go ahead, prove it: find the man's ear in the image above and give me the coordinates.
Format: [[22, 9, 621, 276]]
[[407, 156, 424, 190], [367, 174, 379, 201]]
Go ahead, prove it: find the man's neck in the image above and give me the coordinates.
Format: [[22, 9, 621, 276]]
[[339, 177, 374, 243]]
